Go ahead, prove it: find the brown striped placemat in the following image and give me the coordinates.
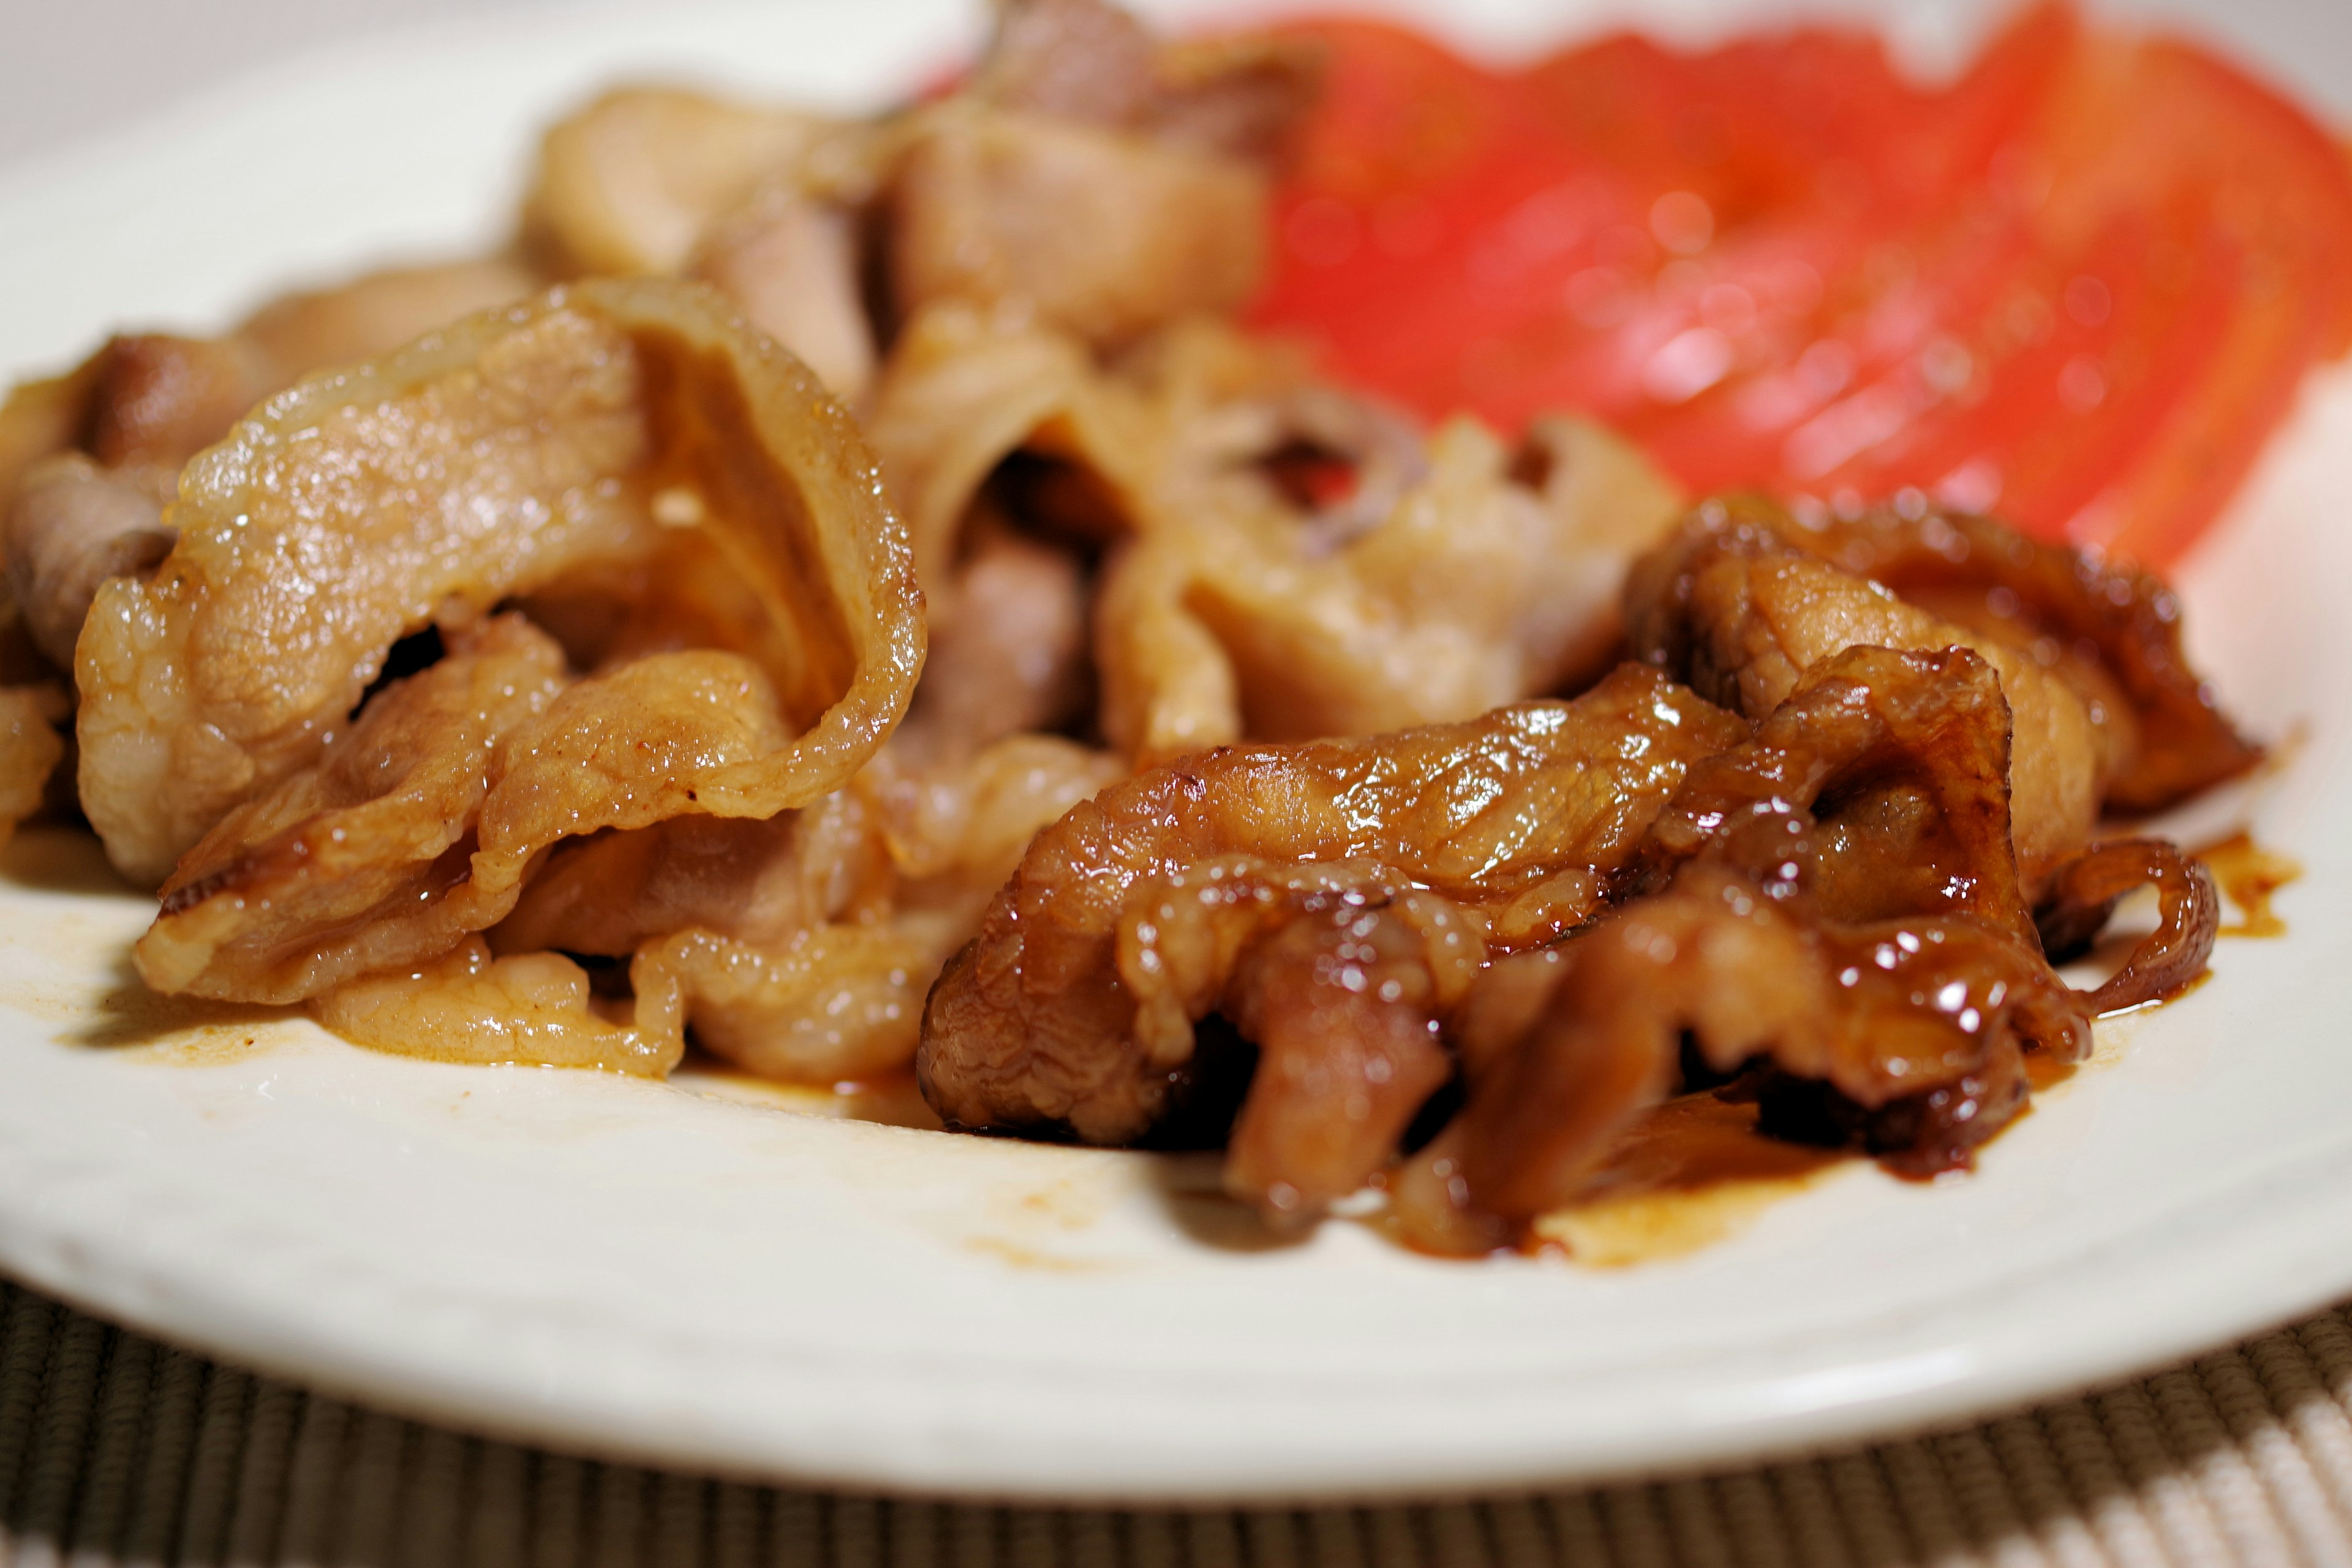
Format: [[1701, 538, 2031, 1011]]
[[4, 1277, 2352, 1567]]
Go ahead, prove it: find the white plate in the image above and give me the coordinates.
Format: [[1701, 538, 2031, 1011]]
[[1, 0, 2349, 1506]]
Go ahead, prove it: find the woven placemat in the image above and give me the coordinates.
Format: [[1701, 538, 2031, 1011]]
[[4, 1278, 2351, 1568]]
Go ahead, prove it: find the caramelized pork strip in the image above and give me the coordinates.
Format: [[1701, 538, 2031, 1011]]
[[80, 278, 923, 885], [1635, 644, 2038, 943], [2035, 838, 2220, 1013], [1395, 868, 2087, 1253], [1627, 500, 2108, 892], [918, 663, 1746, 1145], [1396, 646, 2089, 1251], [1783, 504, 2260, 812]]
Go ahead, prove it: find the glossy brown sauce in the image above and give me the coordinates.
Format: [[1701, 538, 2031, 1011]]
[[2023, 1049, 2076, 1091], [2195, 831, 2300, 938], [1526, 1090, 1850, 1265]]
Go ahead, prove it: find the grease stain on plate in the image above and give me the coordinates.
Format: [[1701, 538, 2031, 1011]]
[[2197, 831, 2301, 937]]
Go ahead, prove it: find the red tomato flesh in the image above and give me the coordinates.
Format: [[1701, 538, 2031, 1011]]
[[1248, 6, 2352, 567]]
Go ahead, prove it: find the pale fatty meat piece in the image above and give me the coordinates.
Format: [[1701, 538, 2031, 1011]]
[[641, 921, 963, 1083], [522, 0, 1312, 382], [529, 82, 883, 395], [973, 0, 1164, 126], [0, 257, 539, 492], [490, 796, 884, 962], [0, 258, 539, 676], [315, 937, 685, 1078], [137, 614, 571, 1003], [973, 0, 1321, 163], [79, 279, 924, 885], [0, 684, 66, 848], [493, 733, 1119, 1082], [5, 456, 176, 668], [77, 298, 650, 883], [692, 188, 876, 402], [888, 105, 1268, 349], [882, 0, 1315, 347], [918, 663, 1746, 1146], [864, 303, 1158, 582], [523, 87, 838, 277], [641, 735, 1117, 1084], [143, 638, 883, 1006], [1098, 415, 1685, 760], [892, 515, 1091, 767], [235, 257, 544, 384]]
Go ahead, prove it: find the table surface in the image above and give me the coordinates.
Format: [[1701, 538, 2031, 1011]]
[[5, 0, 2352, 1562], [4, 1275, 2352, 1567]]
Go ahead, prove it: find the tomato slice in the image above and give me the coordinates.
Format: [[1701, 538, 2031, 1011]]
[[1248, 7, 2352, 566]]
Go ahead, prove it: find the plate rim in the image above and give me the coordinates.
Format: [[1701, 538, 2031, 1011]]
[[1, 0, 2348, 1504]]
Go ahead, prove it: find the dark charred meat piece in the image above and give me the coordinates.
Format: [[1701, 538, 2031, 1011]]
[[1123, 859, 1478, 1224], [1396, 866, 2083, 1250], [2035, 837, 2221, 1013], [1626, 499, 2108, 892], [917, 664, 1745, 1153], [1635, 644, 2038, 944], [1393, 645, 2092, 1251], [1779, 502, 2261, 813]]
